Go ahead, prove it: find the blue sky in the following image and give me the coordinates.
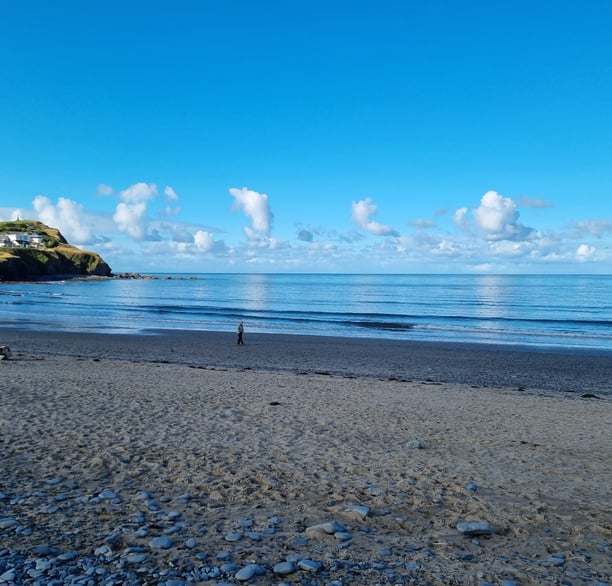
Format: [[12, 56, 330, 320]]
[[1, 0, 611, 273]]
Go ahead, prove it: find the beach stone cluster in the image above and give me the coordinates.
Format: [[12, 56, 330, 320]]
[[0, 482, 610, 585]]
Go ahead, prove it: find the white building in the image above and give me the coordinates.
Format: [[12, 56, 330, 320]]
[[0, 232, 44, 249]]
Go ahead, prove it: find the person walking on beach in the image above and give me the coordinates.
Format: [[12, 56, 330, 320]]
[[237, 320, 245, 345]]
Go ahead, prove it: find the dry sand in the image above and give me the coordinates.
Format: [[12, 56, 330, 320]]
[[1, 331, 610, 585]]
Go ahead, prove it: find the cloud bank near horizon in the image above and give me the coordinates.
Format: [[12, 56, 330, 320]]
[[2, 184, 610, 272]]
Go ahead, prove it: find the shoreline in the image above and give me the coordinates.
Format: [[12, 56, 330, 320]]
[[2, 327, 611, 397]]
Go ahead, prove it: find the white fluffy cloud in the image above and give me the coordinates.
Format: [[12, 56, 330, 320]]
[[194, 230, 214, 251], [243, 225, 271, 246], [351, 198, 398, 236], [453, 207, 469, 230], [162, 186, 181, 216], [576, 243, 596, 260], [33, 195, 95, 244], [164, 186, 180, 200], [113, 201, 148, 240], [112, 182, 159, 241], [473, 190, 530, 241], [120, 182, 158, 203], [9, 182, 608, 272], [230, 187, 273, 236]]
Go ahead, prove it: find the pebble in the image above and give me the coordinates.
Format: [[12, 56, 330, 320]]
[[237, 518, 253, 528], [0, 485, 608, 586], [456, 521, 494, 536], [406, 439, 426, 449], [0, 519, 17, 530], [0, 570, 16, 582], [57, 551, 78, 562], [334, 531, 353, 540], [234, 568, 254, 582], [98, 489, 117, 499], [221, 562, 239, 574], [105, 531, 122, 544], [273, 561, 296, 575], [305, 521, 347, 535], [547, 553, 566, 566], [346, 505, 370, 519], [235, 563, 265, 581], [298, 559, 322, 572], [35, 559, 51, 571], [149, 536, 173, 549]]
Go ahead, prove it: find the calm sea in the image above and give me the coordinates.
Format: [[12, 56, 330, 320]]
[[1, 274, 611, 351]]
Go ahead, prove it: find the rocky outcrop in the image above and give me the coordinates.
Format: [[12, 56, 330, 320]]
[[0, 220, 112, 281]]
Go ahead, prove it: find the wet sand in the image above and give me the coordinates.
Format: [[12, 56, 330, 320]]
[[2, 328, 612, 395]]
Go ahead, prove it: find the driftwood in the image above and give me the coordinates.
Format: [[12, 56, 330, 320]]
[[0, 345, 11, 360]]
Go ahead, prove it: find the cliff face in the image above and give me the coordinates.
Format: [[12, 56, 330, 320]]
[[0, 220, 112, 281]]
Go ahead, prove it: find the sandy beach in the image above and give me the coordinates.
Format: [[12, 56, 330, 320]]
[[1, 330, 611, 585]]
